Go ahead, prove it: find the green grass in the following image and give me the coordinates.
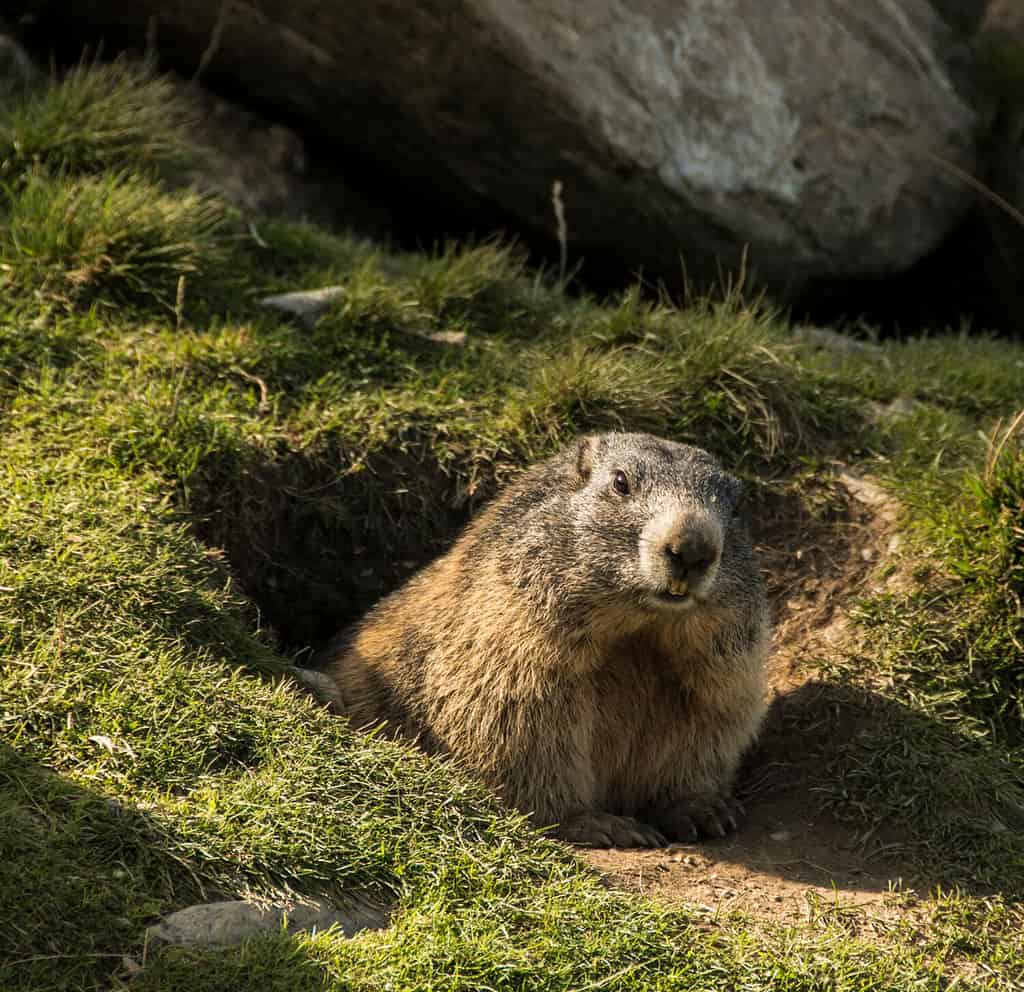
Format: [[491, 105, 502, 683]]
[[817, 416, 1024, 887], [0, 57, 198, 180], [0, 169, 232, 313], [2, 59, 1024, 991], [854, 430, 1024, 743]]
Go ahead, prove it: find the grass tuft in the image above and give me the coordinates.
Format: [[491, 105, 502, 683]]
[[856, 412, 1024, 745], [0, 169, 232, 313], [0, 57, 198, 180], [973, 412, 1024, 607]]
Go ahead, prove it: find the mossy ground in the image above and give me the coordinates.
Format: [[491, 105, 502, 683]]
[[1, 60, 1023, 991]]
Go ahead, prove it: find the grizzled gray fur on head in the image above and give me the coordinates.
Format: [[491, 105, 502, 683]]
[[311, 431, 770, 849], [490, 432, 754, 620]]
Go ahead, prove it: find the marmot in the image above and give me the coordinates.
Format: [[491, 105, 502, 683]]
[[311, 432, 769, 848]]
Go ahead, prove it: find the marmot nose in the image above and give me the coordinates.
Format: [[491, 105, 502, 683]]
[[665, 531, 718, 580]]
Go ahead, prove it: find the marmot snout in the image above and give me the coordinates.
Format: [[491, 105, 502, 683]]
[[638, 504, 726, 607]]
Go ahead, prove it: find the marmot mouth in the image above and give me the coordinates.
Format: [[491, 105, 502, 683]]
[[648, 583, 698, 610], [666, 578, 689, 598]]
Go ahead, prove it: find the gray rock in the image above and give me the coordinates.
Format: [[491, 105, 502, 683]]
[[294, 666, 338, 704], [261, 286, 467, 346], [0, 33, 37, 95], [35, 0, 978, 302], [870, 396, 918, 420], [424, 329, 467, 347], [146, 893, 390, 947], [837, 472, 899, 524]]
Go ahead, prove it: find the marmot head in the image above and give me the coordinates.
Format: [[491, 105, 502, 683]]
[[562, 433, 750, 613]]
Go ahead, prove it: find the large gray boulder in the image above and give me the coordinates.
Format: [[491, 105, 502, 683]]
[[18, 0, 979, 299]]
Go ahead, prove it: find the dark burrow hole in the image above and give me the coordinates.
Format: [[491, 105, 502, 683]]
[[192, 444, 491, 660]]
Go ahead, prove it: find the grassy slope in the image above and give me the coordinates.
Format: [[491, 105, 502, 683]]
[[1, 62, 1023, 990]]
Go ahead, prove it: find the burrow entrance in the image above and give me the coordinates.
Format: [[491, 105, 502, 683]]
[[190, 440, 494, 658], [191, 448, 1003, 918]]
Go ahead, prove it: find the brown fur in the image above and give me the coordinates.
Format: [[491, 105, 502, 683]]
[[312, 433, 769, 847]]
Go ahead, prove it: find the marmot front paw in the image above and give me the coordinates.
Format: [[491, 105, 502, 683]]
[[643, 795, 744, 842], [554, 811, 667, 848]]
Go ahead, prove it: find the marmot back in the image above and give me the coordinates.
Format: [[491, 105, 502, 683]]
[[313, 432, 769, 847]]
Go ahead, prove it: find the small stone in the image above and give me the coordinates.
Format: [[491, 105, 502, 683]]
[[294, 667, 337, 704], [424, 330, 467, 347], [838, 473, 888, 507], [668, 851, 699, 864], [884, 396, 916, 418], [259, 287, 346, 329], [146, 894, 390, 948], [769, 830, 792, 842], [794, 326, 882, 356]]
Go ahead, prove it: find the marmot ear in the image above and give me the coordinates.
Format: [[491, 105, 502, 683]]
[[574, 435, 601, 484]]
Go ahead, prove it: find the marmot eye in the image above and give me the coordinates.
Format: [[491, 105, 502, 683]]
[[612, 470, 630, 496]]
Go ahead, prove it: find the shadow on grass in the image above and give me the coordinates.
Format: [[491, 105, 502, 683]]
[[0, 745, 333, 991]]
